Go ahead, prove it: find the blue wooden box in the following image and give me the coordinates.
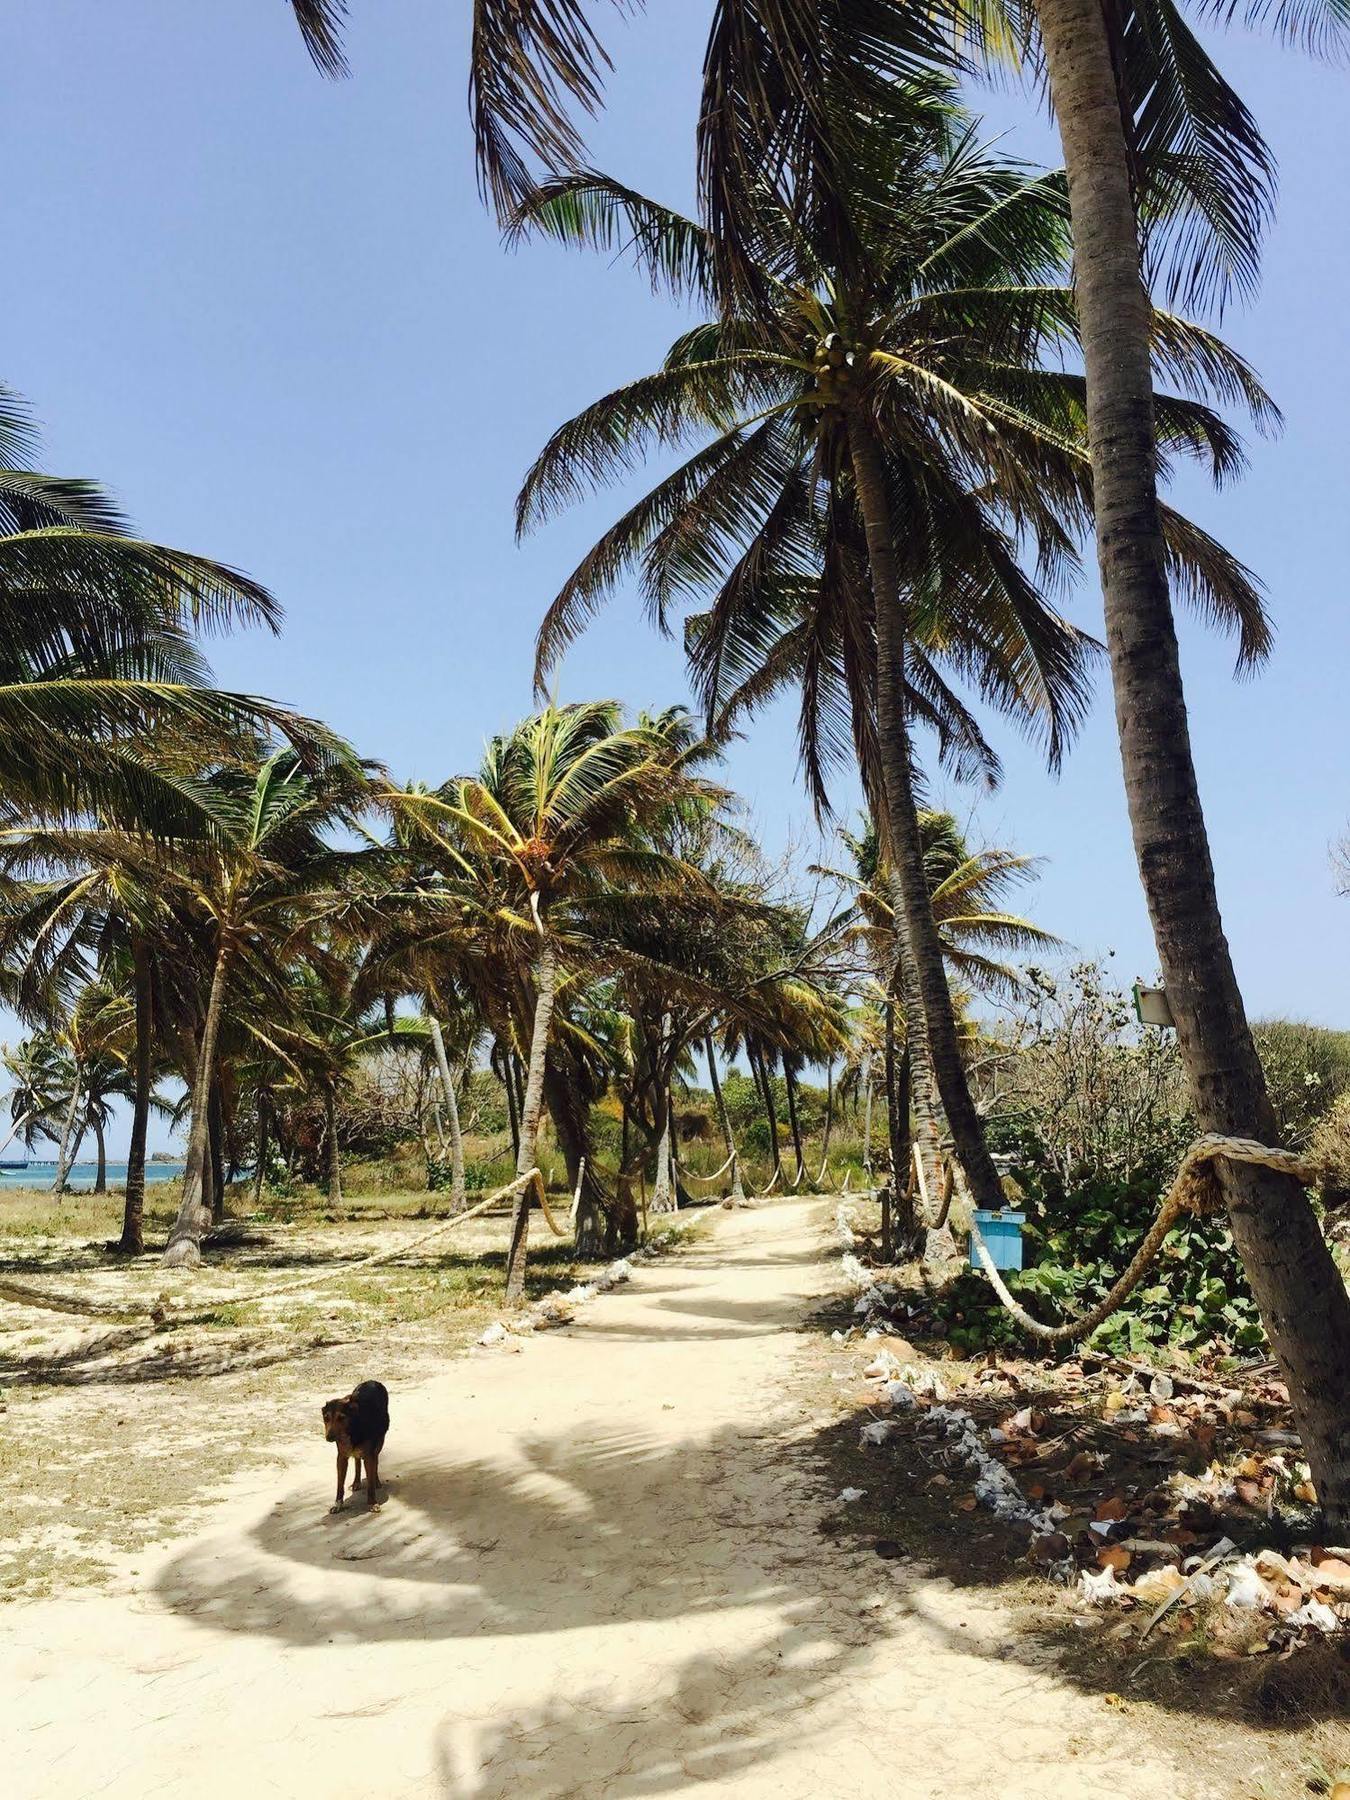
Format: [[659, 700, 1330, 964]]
[[970, 1209, 1025, 1273]]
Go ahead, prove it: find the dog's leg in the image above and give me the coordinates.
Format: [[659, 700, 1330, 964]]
[[331, 1449, 349, 1514], [366, 1450, 380, 1510], [352, 1454, 362, 1493]]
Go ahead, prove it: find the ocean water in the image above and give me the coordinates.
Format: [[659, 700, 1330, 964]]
[[0, 1160, 186, 1192]]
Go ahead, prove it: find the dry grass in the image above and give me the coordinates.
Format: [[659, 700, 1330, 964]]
[[0, 1177, 652, 1602]]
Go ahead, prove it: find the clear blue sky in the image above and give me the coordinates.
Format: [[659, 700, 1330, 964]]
[[5, 4, 1349, 1150]]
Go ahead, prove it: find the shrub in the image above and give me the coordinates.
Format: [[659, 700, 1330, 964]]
[[953, 960, 1264, 1355]]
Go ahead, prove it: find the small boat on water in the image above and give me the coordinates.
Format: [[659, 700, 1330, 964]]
[[0, 1158, 29, 1170]]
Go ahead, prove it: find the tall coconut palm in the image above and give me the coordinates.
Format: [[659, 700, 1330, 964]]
[[515, 89, 1267, 1224], [826, 811, 1058, 1249], [160, 747, 372, 1267], [392, 701, 714, 1299], [0, 822, 185, 1248], [689, 1, 1350, 1518]]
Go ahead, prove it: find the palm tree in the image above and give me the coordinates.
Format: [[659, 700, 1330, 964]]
[[515, 89, 1266, 1225], [160, 747, 371, 1267], [689, 2, 1350, 1518], [827, 811, 1058, 1251], [0, 385, 337, 831], [392, 701, 713, 1298], [0, 823, 186, 1248], [0, 1034, 66, 1162]]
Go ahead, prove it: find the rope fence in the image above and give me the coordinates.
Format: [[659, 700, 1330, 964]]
[[0, 1165, 566, 1329], [673, 1148, 738, 1185], [969, 1134, 1316, 1344]]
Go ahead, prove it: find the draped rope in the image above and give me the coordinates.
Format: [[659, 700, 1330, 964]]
[[0, 1166, 563, 1327], [969, 1135, 1317, 1345], [673, 1149, 738, 1184], [760, 1163, 782, 1195]]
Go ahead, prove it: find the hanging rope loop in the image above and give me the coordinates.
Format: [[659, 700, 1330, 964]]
[[969, 1134, 1317, 1345], [1, 1165, 564, 1328]]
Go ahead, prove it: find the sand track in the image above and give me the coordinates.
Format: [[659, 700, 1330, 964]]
[[5, 1197, 1186, 1798]]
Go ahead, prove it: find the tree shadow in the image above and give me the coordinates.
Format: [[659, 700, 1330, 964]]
[[578, 1293, 807, 1343], [807, 1370, 1350, 1733], [154, 1422, 803, 1648], [430, 1632, 855, 1797], [143, 1398, 1342, 1800], [0, 1322, 350, 1387]]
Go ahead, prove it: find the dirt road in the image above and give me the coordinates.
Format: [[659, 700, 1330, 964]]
[[5, 1197, 1188, 1798]]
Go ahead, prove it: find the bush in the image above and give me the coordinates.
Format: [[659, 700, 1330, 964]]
[[955, 960, 1265, 1356], [1252, 1018, 1350, 1148]]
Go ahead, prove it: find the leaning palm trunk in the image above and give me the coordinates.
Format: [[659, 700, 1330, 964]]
[[893, 926, 943, 1210], [1036, 0, 1350, 1524], [164, 937, 231, 1268], [752, 1045, 784, 1183], [501, 1041, 521, 1164], [119, 939, 153, 1254], [849, 413, 1005, 1216], [504, 932, 559, 1303], [894, 930, 956, 1262], [427, 1013, 467, 1211], [704, 1034, 747, 1203], [884, 997, 918, 1253], [52, 1075, 82, 1198], [783, 1063, 806, 1183]]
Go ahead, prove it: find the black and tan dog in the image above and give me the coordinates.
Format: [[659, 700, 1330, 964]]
[[321, 1379, 390, 1513]]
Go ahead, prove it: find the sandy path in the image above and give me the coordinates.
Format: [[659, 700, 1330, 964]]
[[5, 1197, 1189, 1799]]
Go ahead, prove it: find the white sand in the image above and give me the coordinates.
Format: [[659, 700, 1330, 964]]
[[4, 1197, 1187, 1798]]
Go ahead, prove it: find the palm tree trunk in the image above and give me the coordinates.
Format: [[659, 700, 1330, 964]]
[[704, 1034, 746, 1203], [208, 1079, 226, 1224], [119, 939, 153, 1254], [1037, 0, 1350, 1525], [848, 412, 1005, 1216], [650, 1100, 677, 1213], [884, 997, 917, 1251], [324, 1080, 343, 1206], [821, 1059, 834, 1164], [501, 1040, 521, 1163], [784, 1062, 806, 1182], [427, 1013, 467, 1211], [164, 936, 231, 1268], [895, 928, 944, 1215], [504, 933, 559, 1303], [92, 1115, 107, 1194], [253, 1096, 269, 1205], [860, 1051, 874, 1178], [511, 1054, 527, 1141], [52, 1075, 82, 1198], [751, 1045, 783, 1182]]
